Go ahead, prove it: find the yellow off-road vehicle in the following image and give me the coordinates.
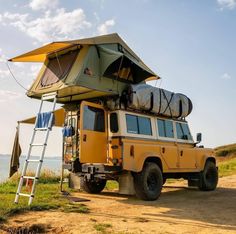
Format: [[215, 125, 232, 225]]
[[63, 101, 218, 201]]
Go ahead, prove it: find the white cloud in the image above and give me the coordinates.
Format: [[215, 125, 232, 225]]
[[221, 73, 231, 80], [97, 19, 115, 35], [30, 64, 41, 77], [217, 0, 236, 10], [0, 69, 10, 78], [0, 90, 22, 102], [29, 0, 59, 11], [0, 48, 7, 62], [0, 8, 92, 43]]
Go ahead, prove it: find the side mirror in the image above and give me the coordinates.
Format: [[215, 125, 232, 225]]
[[196, 133, 202, 144]]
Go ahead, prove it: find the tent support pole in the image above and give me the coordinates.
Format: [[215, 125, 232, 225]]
[[115, 56, 124, 93], [60, 135, 65, 192]]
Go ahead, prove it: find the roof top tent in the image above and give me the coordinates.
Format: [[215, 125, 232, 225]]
[[9, 33, 159, 103]]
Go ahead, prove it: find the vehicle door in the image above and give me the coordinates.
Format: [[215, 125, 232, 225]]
[[80, 101, 108, 163], [175, 122, 196, 169], [157, 119, 179, 169]]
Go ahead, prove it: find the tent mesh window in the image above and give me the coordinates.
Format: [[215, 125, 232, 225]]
[[40, 49, 79, 87], [104, 56, 151, 84], [104, 57, 134, 83]]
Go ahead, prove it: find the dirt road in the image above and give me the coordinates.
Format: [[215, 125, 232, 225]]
[[1, 175, 236, 233]]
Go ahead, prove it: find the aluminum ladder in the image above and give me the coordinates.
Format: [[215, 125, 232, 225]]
[[14, 92, 57, 205]]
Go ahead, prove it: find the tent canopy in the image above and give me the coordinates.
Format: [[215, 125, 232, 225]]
[[9, 34, 160, 103], [9, 33, 158, 80]]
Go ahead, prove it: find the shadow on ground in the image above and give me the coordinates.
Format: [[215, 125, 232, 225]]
[[89, 185, 236, 232]]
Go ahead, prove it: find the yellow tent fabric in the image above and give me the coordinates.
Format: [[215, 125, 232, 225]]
[[9, 43, 74, 63], [9, 126, 22, 177], [19, 108, 65, 127]]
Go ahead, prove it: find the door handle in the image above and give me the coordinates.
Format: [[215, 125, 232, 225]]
[[83, 134, 87, 142], [111, 145, 118, 149], [180, 150, 183, 156], [162, 147, 165, 154], [130, 145, 134, 157]]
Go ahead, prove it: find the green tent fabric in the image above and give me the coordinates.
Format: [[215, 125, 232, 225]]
[[98, 46, 123, 76], [9, 126, 22, 177], [9, 33, 160, 103]]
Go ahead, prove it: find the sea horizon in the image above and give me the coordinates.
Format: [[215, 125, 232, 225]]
[[0, 154, 62, 183]]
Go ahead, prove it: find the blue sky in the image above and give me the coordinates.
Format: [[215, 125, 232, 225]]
[[0, 0, 235, 155]]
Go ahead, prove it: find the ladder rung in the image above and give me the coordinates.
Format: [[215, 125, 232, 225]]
[[31, 143, 47, 146], [18, 193, 31, 197], [41, 92, 57, 101], [22, 176, 38, 180], [26, 159, 43, 163], [35, 127, 49, 131]]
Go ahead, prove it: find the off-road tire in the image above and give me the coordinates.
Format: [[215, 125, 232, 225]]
[[133, 162, 163, 201], [80, 178, 106, 194], [198, 161, 218, 191]]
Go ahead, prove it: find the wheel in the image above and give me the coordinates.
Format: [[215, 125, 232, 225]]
[[80, 178, 106, 194], [198, 161, 218, 191], [133, 162, 163, 201]]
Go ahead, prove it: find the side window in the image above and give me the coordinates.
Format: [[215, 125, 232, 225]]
[[126, 114, 138, 134], [83, 106, 105, 132], [176, 122, 192, 140], [138, 116, 152, 135], [157, 120, 165, 137], [157, 119, 174, 138], [126, 114, 152, 135], [165, 120, 174, 138], [176, 123, 184, 139], [110, 113, 119, 133]]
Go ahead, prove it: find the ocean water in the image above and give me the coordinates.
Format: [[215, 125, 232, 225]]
[[0, 154, 61, 183]]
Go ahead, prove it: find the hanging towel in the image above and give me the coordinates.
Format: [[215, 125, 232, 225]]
[[35, 112, 55, 129], [9, 126, 22, 177], [62, 126, 75, 137]]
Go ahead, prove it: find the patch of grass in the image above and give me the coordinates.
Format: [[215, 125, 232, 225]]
[[215, 143, 236, 157], [0, 170, 88, 222], [105, 180, 118, 191], [94, 223, 112, 233], [2, 223, 49, 234], [62, 203, 89, 213], [0, 216, 6, 223], [218, 157, 236, 177]]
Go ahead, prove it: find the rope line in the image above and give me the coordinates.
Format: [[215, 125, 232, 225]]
[[5, 61, 28, 91]]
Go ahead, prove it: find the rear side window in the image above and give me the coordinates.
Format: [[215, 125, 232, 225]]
[[110, 113, 119, 133], [176, 122, 192, 140], [126, 114, 152, 135], [157, 119, 174, 138], [126, 114, 138, 134], [83, 106, 105, 132]]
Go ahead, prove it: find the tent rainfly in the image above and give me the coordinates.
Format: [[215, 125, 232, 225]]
[[9, 33, 159, 103]]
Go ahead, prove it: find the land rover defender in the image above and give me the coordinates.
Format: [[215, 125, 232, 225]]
[[63, 101, 218, 201]]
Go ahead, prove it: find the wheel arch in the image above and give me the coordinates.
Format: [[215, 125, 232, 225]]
[[205, 156, 216, 166], [201, 156, 217, 171], [143, 156, 163, 172]]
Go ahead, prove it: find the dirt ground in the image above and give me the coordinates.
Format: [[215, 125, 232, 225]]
[[1, 175, 236, 234]]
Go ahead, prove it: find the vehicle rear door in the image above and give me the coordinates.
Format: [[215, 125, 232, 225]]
[[80, 101, 108, 163]]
